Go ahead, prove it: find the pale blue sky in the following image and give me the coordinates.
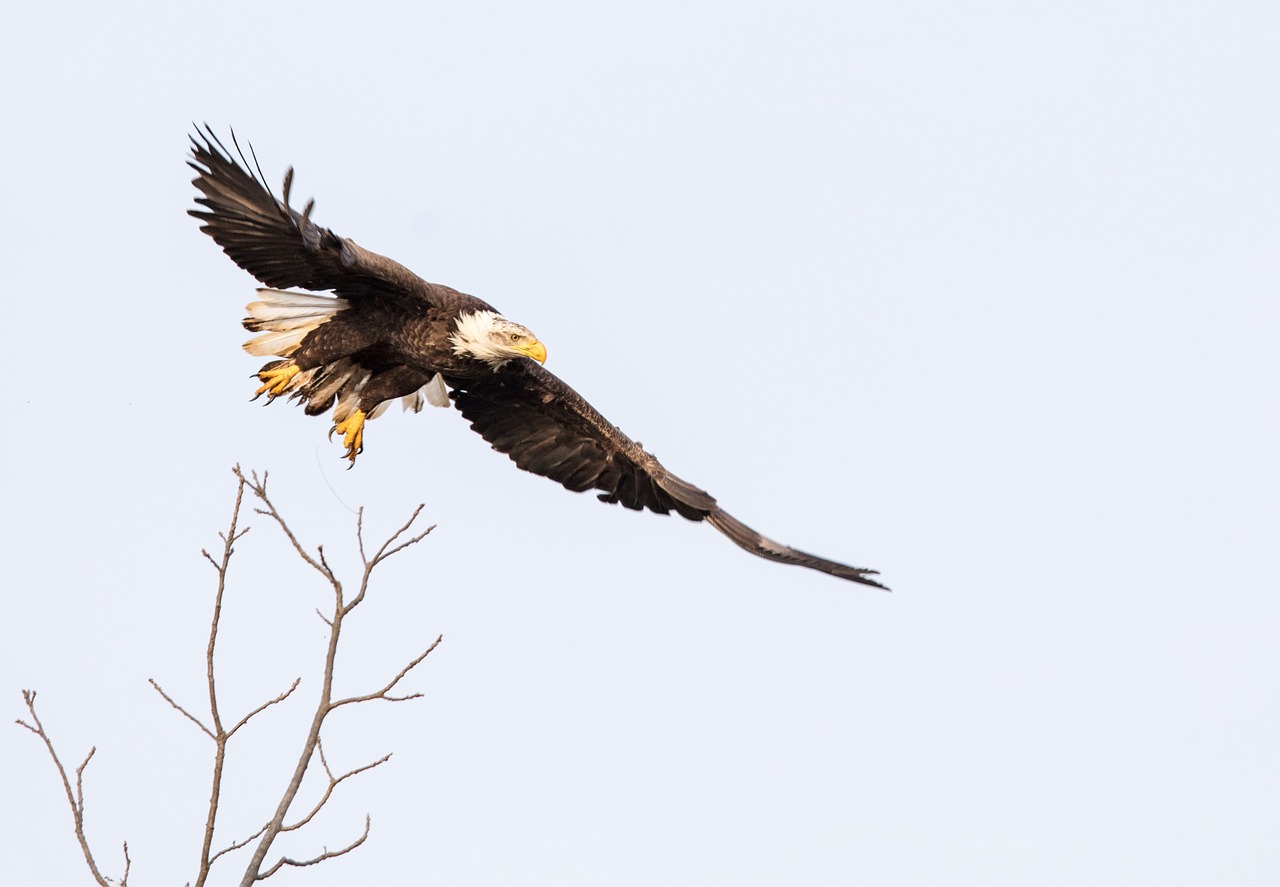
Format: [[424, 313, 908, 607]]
[[2, 1, 1277, 884]]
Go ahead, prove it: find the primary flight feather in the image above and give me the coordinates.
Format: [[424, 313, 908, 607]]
[[188, 127, 886, 588]]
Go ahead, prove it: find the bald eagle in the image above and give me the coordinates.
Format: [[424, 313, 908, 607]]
[[189, 128, 885, 588]]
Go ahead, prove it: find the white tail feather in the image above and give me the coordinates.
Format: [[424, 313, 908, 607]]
[[242, 289, 348, 357], [249, 288, 348, 313], [244, 328, 313, 356]]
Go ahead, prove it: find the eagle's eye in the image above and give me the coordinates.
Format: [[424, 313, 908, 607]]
[[509, 333, 522, 342]]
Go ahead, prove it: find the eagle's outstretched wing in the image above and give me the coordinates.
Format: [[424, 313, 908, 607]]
[[188, 126, 432, 302], [451, 362, 887, 588]]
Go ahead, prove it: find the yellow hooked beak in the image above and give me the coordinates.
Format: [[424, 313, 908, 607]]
[[517, 338, 547, 364]]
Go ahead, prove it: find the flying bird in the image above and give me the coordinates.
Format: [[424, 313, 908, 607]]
[[189, 127, 886, 588]]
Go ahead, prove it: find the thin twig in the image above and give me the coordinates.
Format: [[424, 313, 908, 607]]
[[355, 508, 368, 564], [191, 468, 249, 887], [227, 679, 302, 738], [239, 467, 337, 586], [345, 513, 433, 615], [332, 636, 443, 708], [281, 739, 392, 833], [16, 691, 124, 887], [257, 815, 372, 880], [208, 824, 269, 867], [367, 505, 430, 567], [148, 679, 214, 739]]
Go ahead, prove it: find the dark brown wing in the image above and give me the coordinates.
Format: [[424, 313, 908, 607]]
[[451, 361, 887, 588], [189, 126, 435, 303]]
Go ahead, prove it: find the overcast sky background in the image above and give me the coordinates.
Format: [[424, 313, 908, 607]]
[[2, 1, 1276, 884]]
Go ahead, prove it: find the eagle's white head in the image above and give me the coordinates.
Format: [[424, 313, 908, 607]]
[[449, 310, 547, 368]]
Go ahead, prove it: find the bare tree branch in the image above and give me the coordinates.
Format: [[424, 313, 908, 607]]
[[316, 544, 334, 579], [332, 636, 444, 708], [355, 507, 369, 564], [227, 679, 302, 739], [21, 465, 438, 886], [188, 468, 250, 887], [241, 467, 337, 586], [366, 504, 431, 567], [258, 815, 372, 880], [16, 691, 128, 887], [346, 507, 434, 614], [148, 679, 214, 739], [281, 738, 392, 834], [208, 824, 269, 867], [231, 468, 440, 886]]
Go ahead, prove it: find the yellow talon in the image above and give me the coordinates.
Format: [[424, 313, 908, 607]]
[[254, 363, 301, 399], [332, 409, 366, 464]]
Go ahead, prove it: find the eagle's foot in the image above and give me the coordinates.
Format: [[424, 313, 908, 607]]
[[331, 409, 366, 465], [253, 362, 301, 400]]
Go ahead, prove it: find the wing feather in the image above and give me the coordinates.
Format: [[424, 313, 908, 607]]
[[450, 362, 886, 587], [189, 126, 436, 303]]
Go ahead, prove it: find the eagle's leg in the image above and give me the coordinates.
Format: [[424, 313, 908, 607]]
[[331, 409, 366, 465], [253, 360, 301, 400]]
